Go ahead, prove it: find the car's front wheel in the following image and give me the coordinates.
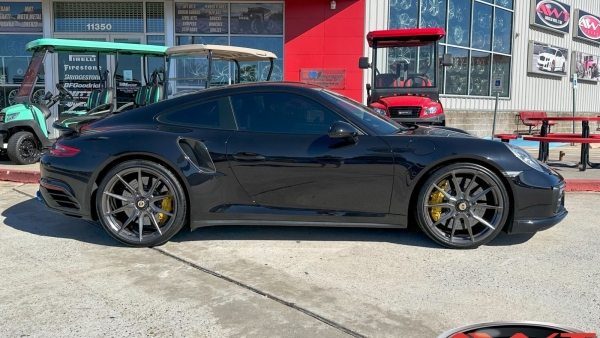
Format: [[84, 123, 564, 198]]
[[96, 160, 187, 247], [415, 163, 510, 249]]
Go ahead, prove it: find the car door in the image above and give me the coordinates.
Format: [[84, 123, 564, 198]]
[[226, 91, 395, 214]]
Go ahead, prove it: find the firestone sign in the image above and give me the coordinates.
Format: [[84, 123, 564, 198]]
[[530, 0, 571, 34], [573, 9, 600, 43]]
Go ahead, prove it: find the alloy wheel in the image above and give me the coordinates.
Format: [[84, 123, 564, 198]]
[[419, 166, 508, 247], [100, 167, 179, 244]]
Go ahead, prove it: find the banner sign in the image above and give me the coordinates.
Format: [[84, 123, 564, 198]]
[[231, 3, 283, 35], [175, 3, 228, 34], [572, 50, 600, 82], [573, 9, 600, 43], [0, 2, 42, 32], [530, 0, 571, 34], [527, 40, 569, 78], [300, 69, 346, 89]]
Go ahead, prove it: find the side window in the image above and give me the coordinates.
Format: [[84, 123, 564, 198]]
[[158, 97, 236, 130], [557, 51, 562, 58], [230, 92, 340, 134]]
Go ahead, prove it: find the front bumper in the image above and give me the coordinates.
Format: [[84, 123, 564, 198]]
[[508, 180, 567, 234], [391, 113, 445, 125]]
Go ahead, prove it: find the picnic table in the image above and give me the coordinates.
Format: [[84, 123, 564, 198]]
[[522, 116, 600, 171]]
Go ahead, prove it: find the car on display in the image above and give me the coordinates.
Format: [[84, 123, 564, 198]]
[[537, 47, 566, 73], [359, 28, 453, 126], [37, 82, 568, 249]]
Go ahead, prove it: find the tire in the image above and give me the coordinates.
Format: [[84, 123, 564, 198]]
[[562, 63, 565, 73], [415, 163, 510, 249], [7, 131, 41, 165], [551, 61, 555, 72], [96, 160, 187, 247]]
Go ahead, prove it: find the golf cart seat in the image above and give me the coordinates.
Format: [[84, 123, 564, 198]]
[[147, 85, 163, 104], [32, 103, 52, 120], [375, 74, 400, 87], [67, 87, 113, 113]]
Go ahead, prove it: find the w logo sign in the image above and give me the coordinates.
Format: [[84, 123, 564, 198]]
[[579, 14, 600, 40]]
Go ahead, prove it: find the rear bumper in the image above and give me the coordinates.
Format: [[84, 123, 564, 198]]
[[391, 114, 445, 125]]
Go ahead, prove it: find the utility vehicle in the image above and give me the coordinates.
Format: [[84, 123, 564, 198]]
[[359, 28, 453, 126]]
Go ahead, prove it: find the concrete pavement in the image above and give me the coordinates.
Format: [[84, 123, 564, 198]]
[[1, 182, 598, 337]]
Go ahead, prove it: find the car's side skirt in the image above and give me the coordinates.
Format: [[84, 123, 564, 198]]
[[192, 219, 406, 230]]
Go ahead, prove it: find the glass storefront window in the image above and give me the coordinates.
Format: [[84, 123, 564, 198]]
[[445, 46, 468, 95], [492, 54, 510, 96], [174, 2, 284, 85], [388, 0, 513, 97], [146, 2, 165, 33], [472, 2, 492, 51], [0, 34, 43, 108], [493, 8, 512, 55]]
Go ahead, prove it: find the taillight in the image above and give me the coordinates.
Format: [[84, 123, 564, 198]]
[[49, 142, 80, 157]]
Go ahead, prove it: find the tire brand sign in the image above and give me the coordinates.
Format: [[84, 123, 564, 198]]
[[574, 9, 600, 43], [530, 0, 571, 34], [437, 321, 596, 338]]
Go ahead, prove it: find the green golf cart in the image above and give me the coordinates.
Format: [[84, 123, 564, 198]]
[[0, 38, 168, 164]]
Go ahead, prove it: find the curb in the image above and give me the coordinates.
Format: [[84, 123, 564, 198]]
[[0, 169, 598, 192], [564, 179, 600, 192], [0, 169, 41, 184]]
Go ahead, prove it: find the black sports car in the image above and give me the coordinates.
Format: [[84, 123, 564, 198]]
[[38, 82, 568, 249]]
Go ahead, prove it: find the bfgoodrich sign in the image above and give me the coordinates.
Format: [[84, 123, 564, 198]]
[[530, 0, 571, 34], [573, 9, 600, 43]]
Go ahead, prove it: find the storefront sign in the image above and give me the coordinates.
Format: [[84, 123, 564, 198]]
[[300, 69, 346, 89], [530, 0, 571, 34], [175, 3, 228, 34], [572, 50, 600, 82], [0, 2, 42, 32], [231, 3, 283, 35], [527, 40, 569, 78], [573, 9, 600, 43]]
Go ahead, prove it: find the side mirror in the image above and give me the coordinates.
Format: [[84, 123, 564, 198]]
[[328, 121, 359, 142], [358, 57, 370, 69], [441, 53, 453, 67]]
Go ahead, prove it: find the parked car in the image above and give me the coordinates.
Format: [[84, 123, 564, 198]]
[[37, 82, 567, 249], [537, 47, 566, 73]]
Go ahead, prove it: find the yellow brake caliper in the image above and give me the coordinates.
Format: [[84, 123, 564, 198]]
[[429, 180, 448, 222], [157, 190, 173, 224]]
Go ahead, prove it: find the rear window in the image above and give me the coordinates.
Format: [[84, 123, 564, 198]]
[[157, 97, 236, 130]]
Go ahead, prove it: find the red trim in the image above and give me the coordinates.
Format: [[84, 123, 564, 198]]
[[523, 136, 600, 143]]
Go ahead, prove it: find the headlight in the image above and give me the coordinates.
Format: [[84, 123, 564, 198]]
[[372, 107, 387, 116], [423, 106, 438, 115], [505, 143, 544, 172], [5, 113, 19, 122]]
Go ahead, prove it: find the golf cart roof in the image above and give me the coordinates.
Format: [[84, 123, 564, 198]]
[[367, 28, 446, 48], [166, 44, 277, 62], [25, 38, 168, 56]]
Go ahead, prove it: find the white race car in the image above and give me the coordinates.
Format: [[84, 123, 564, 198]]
[[537, 47, 566, 73]]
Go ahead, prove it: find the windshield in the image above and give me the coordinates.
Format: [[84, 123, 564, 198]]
[[543, 48, 558, 55], [373, 42, 436, 89], [15, 48, 45, 102], [318, 89, 405, 134]]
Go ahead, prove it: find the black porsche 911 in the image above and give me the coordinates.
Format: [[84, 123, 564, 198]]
[[38, 82, 567, 249]]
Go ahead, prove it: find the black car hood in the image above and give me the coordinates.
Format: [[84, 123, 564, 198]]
[[404, 125, 477, 138]]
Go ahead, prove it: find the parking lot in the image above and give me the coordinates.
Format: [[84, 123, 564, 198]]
[[0, 181, 598, 337]]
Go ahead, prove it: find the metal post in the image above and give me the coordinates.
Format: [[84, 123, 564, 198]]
[[491, 91, 499, 140], [572, 73, 577, 134]]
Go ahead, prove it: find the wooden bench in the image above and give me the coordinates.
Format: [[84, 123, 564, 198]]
[[516, 111, 557, 134], [494, 134, 520, 143]]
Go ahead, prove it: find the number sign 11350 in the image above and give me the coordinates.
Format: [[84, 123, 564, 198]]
[[86, 23, 112, 31]]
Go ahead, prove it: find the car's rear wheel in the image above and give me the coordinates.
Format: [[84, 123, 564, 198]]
[[415, 163, 509, 249], [96, 160, 187, 247]]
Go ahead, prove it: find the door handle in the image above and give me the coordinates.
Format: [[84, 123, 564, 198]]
[[233, 152, 266, 161]]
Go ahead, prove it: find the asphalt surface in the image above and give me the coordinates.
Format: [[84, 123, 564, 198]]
[[0, 182, 599, 337]]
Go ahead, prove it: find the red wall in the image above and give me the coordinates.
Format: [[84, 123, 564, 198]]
[[284, 0, 365, 101]]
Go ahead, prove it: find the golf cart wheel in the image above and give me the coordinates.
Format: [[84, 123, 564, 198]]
[[7, 131, 41, 165], [415, 162, 509, 249]]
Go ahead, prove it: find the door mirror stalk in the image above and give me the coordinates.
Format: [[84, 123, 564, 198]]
[[328, 121, 359, 143]]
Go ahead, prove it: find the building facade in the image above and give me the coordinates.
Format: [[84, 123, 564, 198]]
[[1, 0, 599, 137]]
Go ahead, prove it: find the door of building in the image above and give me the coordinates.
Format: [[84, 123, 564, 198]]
[[52, 35, 144, 113]]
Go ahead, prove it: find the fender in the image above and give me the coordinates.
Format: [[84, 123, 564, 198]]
[[0, 120, 53, 147]]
